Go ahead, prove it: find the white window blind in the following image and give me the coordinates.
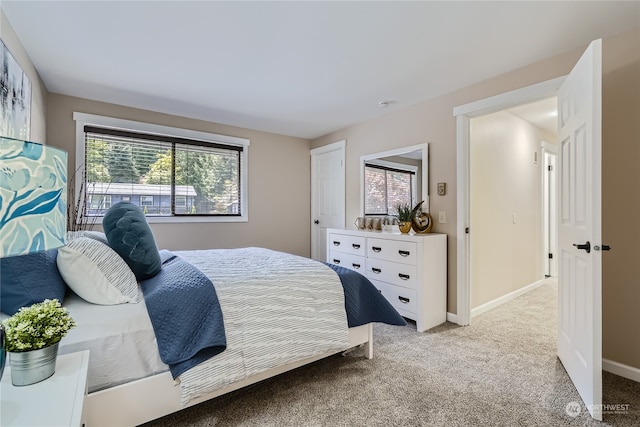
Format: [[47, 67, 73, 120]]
[[83, 126, 242, 217]]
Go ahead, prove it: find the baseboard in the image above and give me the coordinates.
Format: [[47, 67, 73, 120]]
[[471, 278, 547, 319], [446, 312, 458, 324], [603, 358, 640, 383]]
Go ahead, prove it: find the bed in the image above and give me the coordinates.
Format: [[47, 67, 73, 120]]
[[0, 203, 406, 426]]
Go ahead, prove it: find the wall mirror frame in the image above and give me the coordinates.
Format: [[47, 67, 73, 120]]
[[359, 142, 429, 217]]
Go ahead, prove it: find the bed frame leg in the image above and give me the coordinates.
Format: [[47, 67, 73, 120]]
[[364, 323, 373, 359]]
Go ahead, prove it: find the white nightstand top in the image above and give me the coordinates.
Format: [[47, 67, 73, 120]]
[[1, 350, 89, 427]]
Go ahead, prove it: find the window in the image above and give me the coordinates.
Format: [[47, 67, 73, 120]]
[[74, 113, 250, 223], [140, 196, 154, 206], [175, 196, 186, 208], [88, 194, 112, 213], [364, 162, 415, 215]]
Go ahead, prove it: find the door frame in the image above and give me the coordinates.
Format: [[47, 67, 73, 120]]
[[310, 140, 346, 260], [542, 141, 558, 277], [453, 77, 565, 326]]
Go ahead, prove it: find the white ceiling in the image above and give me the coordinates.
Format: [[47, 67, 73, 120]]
[[506, 97, 558, 137], [2, 1, 638, 139]]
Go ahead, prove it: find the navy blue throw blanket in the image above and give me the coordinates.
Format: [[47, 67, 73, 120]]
[[141, 250, 226, 378], [324, 262, 407, 328]]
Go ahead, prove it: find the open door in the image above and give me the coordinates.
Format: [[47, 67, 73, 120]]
[[557, 39, 603, 420]]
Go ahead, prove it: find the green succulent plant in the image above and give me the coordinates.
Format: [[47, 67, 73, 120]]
[[394, 203, 413, 222]]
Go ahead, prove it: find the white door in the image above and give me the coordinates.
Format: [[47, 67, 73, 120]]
[[310, 141, 345, 261], [557, 39, 603, 420]]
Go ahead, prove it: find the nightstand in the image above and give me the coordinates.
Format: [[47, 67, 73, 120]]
[[1, 350, 89, 427]]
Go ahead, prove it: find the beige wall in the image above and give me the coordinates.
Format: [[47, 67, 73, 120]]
[[46, 94, 312, 257], [5, 2, 639, 369], [601, 29, 640, 368], [312, 28, 640, 369], [470, 111, 546, 308], [1, 10, 47, 142], [311, 45, 582, 316]]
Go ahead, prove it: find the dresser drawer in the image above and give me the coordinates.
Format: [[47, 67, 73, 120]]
[[328, 233, 366, 257], [366, 258, 418, 289], [328, 251, 365, 273], [367, 238, 417, 265], [370, 279, 417, 317]]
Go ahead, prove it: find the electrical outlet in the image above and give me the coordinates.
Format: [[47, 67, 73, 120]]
[[438, 211, 446, 224], [437, 182, 446, 196]]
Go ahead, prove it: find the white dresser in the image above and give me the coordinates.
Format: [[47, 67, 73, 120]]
[[327, 228, 447, 332]]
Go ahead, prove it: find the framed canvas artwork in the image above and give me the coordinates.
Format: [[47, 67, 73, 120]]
[[1, 39, 31, 140]]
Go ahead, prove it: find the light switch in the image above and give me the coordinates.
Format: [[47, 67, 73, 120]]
[[437, 182, 446, 196], [438, 211, 446, 224]]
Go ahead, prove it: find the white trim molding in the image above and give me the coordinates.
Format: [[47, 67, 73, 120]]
[[310, 139, 346, 156], [602, 359, 640, 383], [446, 312, 458, 324], [453, 76, 566, 326], [471, 279, 546, 319]]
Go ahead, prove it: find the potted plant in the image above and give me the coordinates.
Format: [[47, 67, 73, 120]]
[[395, 203, 413, 233], [2, 299, 76, 386]]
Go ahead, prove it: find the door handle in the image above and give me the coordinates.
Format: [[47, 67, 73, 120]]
[[314, 219, 319, 224], [594, 245, 611, 251], [573, 241, 591, 253]]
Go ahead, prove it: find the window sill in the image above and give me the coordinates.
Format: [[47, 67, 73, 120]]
[[81, 215, 248, 225]]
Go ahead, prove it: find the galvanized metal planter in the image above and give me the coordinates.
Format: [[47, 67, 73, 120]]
[[8, 342, 59, 386]]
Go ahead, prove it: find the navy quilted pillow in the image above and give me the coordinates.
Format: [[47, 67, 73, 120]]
[[103, 202, 161, 281], [0, 249, 67, 315]]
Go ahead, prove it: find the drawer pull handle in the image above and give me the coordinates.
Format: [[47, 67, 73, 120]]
[[372, 267, 382, 274], [398, 250, 410, 257], [399, 273, 410, 280], [333, 241, 340, 246], [372, 246, 382, 253], [398, 296, 410, 304], [352, 263, 361, 269], [333, 259, 340, 264], [352, 243, 361, 249]]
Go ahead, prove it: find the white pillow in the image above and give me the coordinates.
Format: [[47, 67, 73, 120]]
[[67, 230, 109, 245], [57, 237, 139, 305]]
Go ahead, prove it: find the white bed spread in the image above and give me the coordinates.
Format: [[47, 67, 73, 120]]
[[57, 290, 168, 392], [175, 248, 350, 404]]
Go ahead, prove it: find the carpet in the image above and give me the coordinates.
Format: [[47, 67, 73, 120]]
[[142, 281, 639, 426]]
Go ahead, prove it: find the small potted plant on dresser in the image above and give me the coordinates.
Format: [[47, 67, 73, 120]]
[[2, 299, 76, 386], [395, 203, 413, 233]]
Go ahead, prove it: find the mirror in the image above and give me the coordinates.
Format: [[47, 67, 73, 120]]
[[360, 143, 429, 217]]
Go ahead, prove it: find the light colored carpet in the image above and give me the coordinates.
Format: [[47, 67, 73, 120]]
[[142, 281, 639, 426]]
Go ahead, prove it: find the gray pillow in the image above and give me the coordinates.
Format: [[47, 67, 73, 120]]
[[103, 202, 161, 281]]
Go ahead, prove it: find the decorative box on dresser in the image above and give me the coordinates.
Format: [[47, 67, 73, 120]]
[[327, 228, 447, 332]]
